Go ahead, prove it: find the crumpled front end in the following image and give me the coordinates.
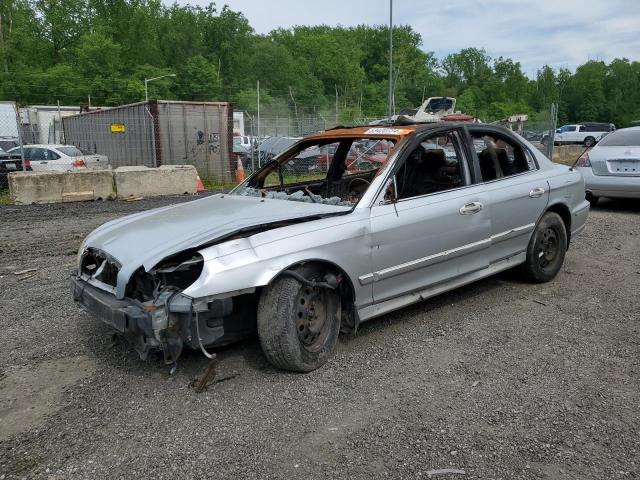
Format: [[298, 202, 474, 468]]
[[72, 247, 257, 365]]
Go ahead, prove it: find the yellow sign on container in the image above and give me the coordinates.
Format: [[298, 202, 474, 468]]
[[111, 123, 126, 133]]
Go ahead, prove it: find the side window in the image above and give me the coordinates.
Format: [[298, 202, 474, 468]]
[[45, 149, 60, 160], [30, 148, 46, 160], [579, 125, 586, 132], [471, 132, 536, 182], [395, 132, 466, 200]]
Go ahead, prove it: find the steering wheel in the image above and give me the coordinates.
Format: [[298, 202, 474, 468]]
[[347, 177, 371, 198]]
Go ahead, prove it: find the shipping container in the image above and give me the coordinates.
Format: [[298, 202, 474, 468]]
[[62, 100, 234, 182]]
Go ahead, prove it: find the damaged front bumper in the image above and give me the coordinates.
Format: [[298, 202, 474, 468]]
[[71, 276, 253, 364]]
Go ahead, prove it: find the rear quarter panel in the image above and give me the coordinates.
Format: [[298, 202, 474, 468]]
[[546, 164, 590, 238]]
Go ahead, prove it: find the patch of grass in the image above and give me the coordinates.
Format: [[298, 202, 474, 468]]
[[201, 178, 237, 193], [0, 189, 12, 205]]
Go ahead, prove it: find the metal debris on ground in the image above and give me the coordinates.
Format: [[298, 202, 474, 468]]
[[13, 268, 38, 275], [192, 356, 218, 393], [17, 272, 38, 281]]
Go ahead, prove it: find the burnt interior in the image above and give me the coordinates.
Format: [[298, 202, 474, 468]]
[[244, 137, 396, 205]]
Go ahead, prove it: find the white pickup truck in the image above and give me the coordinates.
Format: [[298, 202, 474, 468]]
[[543, 123, 616, 147]]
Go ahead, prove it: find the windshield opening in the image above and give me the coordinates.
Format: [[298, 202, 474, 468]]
[[232, 137, 396, 206]]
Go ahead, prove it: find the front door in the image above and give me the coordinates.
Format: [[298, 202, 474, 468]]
[[366, 128, 492, 304]]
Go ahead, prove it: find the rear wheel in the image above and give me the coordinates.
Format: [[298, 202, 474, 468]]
[[584, 136, 596, 147], [520, 212, 567, 283], [257, 265, 341, 372]]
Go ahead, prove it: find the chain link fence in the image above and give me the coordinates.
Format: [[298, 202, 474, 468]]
[[2, 97, 580, 196]]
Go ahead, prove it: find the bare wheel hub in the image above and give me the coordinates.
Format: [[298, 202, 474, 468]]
[[295, 285, 329, 351], [538, 227, 558, 268]]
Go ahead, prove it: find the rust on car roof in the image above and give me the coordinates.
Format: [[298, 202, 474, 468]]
[[306, 125, 419, 140]]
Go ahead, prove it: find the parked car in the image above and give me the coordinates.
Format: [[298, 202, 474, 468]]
[[576, 126, 640, 205], [542, 123, 615, 147], [7, 144, 108, 171], [0, 149, 29, 188], [72, 122, 589, 372], [521, 130, 543, 142], [234, 135, 253, 150], [0, 139, 19, 152]]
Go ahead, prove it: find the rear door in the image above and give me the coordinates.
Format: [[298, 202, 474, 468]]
[[367, 127, 492, 304], [466, 125, 549, 262]]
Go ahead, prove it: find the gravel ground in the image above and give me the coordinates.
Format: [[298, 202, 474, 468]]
[[1, 195, 639, 479]]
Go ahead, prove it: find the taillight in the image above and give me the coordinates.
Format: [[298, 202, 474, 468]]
[[23, 159, 31, 168], [72, 159, 86, 167], [576, 152, 591, 167]]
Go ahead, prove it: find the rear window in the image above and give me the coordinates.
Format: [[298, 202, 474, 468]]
[[57, 146, 83, 157], [598, 129, 640, 147]]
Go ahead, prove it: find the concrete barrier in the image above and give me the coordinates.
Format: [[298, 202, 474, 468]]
[[114, 165, 197, 198], [8, 170, 116, 205]]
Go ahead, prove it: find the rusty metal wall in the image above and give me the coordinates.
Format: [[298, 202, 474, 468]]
[[154, 101, 233, 182], [62, 102, 156, 168], [62, 101, 233, 181]]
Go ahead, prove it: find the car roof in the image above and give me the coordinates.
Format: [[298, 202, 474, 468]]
[[18, 144, 69, 148], [305, 122, 502, 141]]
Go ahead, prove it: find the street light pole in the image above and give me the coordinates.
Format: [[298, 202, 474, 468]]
[[387, 0, 393, 120], [144, 73, 177, 102]]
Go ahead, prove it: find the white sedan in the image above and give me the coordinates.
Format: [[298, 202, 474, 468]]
[[576, 127, 640, 205], [7, 144, 109, 172]]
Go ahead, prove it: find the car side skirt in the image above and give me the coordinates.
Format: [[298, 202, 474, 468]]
[[357, 251, 526, 322]]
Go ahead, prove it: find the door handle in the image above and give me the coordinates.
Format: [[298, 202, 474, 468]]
[[529, 187, 546, 198], [459, 202, 483, 215]]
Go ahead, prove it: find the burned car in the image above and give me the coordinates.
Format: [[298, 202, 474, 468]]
[[72, 123, 589, 372]]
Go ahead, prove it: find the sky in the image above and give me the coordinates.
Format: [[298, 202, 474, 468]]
[[171, 0, 640, 77]]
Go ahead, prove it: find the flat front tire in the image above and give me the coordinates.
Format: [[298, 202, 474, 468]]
[[257, 265, 341, 372], [520, 212, 568, 283]]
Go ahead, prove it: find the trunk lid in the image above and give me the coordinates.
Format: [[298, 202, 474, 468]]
[[591, 146, 640, 176]]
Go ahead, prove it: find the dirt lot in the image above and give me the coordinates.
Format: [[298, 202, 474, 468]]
[[1, 195, 639, 479]]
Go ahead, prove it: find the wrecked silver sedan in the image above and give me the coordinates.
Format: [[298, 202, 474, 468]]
[[72, 123, 589, 372]]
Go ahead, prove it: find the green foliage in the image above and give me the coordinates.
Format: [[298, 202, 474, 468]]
[[0, 1, 638, 127]]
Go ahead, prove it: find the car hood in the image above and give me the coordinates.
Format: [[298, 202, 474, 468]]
[[83, 194, 351, 297]]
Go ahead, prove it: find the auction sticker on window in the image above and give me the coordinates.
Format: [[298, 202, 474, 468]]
[[111, 123, 126, 133], [364, 127, 411, 135]]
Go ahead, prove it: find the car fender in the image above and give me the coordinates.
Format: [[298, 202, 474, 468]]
[[182, 216, 372, 308]]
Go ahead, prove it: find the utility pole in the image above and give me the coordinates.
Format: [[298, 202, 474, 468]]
[[335, 84, 339, 124], [257, 80, 261, 167], [144, 73, 176, 102], [387, 0, 393, 120]]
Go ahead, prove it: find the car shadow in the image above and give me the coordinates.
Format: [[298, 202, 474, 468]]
[[591, 198, 640, 213], [84, 268, 529, 381], [345, 270, 517, 342]]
